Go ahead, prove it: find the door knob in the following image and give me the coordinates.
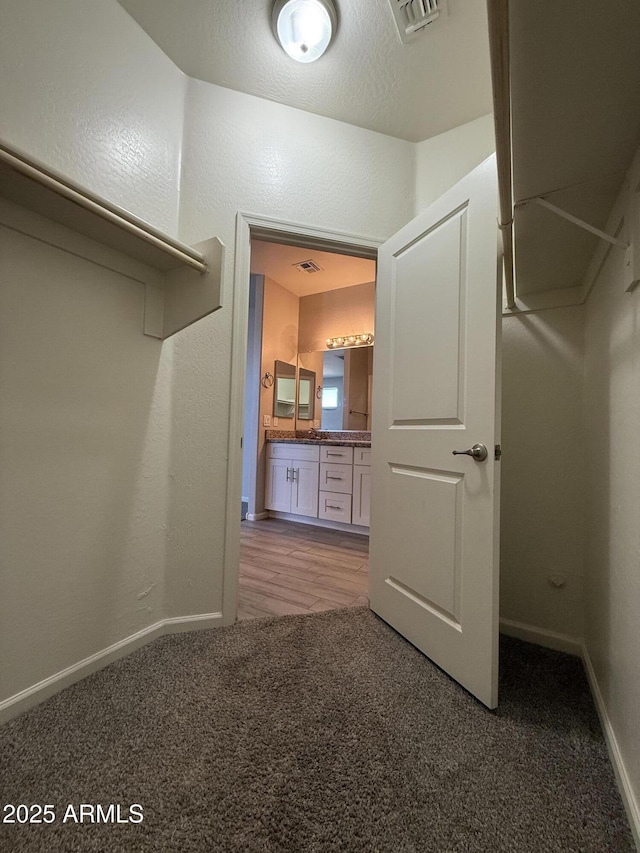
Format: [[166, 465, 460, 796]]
[[452, 443, 488, 462]]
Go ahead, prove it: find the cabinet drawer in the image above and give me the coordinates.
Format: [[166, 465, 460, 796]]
[[320, 462, 353, 494], [354, 447, 371, 466], [318, 491, 352, 523], [267, 442, 320, 462], [319, 445, 353, 465]]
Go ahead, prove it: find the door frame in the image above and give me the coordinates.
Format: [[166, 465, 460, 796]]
[[222, 211, 382, 624]]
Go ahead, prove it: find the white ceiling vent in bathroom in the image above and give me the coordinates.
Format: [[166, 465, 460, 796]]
[[293, 259, 323, 274], [389, 0, 446, 43]]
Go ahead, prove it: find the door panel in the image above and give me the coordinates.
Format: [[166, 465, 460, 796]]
[[391, 207, 467, 424], [370, 156, 500, 709], [386, 465, 461, 623]]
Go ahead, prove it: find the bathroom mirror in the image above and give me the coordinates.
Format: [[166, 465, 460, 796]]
[[297, 368, 315, 421], [297, 346, 373, 431], [273, 360, 296, 418]]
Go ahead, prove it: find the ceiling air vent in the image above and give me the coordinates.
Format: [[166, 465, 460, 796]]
[[293, 259, 322, 274], [389, 0, 444, 43]]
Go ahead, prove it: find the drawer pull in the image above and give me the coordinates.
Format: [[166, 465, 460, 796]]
[[326, 475, 343, 480], [326, 504, 342, 510], [326, 452, 345, 457]]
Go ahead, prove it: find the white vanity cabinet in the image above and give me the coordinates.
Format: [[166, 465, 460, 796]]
[[265, 444, 320, 517], [265, 441, 371, 530]]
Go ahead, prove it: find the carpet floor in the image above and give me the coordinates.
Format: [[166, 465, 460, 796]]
[[0, 607, 633, 852]]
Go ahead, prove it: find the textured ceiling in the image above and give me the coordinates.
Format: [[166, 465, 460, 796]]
[[116, 0, 493, 143], [250, 240, 376, 297]]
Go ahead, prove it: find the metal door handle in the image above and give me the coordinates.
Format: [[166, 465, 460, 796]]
[[452, 443, 488, 462]]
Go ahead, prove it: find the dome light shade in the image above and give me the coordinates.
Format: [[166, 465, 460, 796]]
[[272, 0, 337, 63]]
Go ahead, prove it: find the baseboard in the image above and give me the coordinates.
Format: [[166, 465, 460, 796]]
[[499, 617, 583, 656], [582, 644, 640, 850], [0, 612, 223, 725], [163, 612, 224, 633], [246, 511, 268, 521], [268, 510, 369, 536]]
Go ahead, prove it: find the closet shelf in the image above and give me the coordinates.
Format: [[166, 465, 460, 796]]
[[0, 139, 223, 339]]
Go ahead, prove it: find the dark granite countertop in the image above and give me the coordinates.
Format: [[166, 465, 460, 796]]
[[265, 429, 371, 448]]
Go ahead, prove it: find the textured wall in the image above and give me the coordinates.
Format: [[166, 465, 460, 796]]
[[261, 279, 300, 432], [0, 0, 186, 234], [415, 114, 496, 212], [1, 0, 593, 726], [168, 77, 415, 618], [252, 278, 300, 515], [0, 220, 171, 701], [298, 282, 376, 353], [0, 0, 184, 705], [500, 306, 585, 637], [583, 217, 640, 816]]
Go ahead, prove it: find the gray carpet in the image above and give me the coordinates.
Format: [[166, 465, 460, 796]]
[[0, 607, 633, 852]]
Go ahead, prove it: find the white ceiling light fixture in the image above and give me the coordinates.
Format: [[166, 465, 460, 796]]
[[272, 0, 338, 63]]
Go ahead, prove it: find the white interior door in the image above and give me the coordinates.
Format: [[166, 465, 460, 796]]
[[370, 155, 501, 709]]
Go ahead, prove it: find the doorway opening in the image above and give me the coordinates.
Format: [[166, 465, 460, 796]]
[[225, 214, 380, 624]]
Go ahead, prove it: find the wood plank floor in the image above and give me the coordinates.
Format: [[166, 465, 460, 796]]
[[238, 517, 369, 620]]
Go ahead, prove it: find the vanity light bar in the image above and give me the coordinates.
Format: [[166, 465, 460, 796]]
[[326, 333, 374, 349]]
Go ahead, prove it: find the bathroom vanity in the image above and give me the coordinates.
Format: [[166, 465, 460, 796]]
[[264, 431, 371, 533]]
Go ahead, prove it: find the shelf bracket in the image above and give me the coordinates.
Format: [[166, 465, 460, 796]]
[[523, 196, 628, 250]]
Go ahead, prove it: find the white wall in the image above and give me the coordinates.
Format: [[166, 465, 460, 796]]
[[414, 114, 496, 211], [0, 0, 186, 235], [0, 0, 185, 706], [0, 220, 172, 701], [500, 306, 586, 638], [0, 0, 607, 749], [166, 77, 416, 618], [583, 194, 640, 823]]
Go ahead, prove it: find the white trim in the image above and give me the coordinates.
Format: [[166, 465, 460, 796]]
[[268, 510, 369, 536], [162, 612, 224, 633], [502, 285, 585, 316], [0, 612, 223, 725], [499, 617, 582, 656], [246, 511, 269, 521], [0, 139, 206, 271], [223, 212, 382, 626], [582, 644, 640, 849]]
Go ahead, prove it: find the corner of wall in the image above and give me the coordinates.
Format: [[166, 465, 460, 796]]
[[414, 113, 496, 214]]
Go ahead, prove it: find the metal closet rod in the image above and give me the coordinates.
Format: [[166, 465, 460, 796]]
[[0, 141, 208, 274], [487, 0, 516, 310]]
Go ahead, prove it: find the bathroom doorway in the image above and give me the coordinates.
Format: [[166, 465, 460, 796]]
[[236, 226, 378, 620]]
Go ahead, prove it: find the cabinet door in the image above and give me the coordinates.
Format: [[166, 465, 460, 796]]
[[265, 459, 292, 512], [352, 465, 371, 527], [291, 462, 319, 518]]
